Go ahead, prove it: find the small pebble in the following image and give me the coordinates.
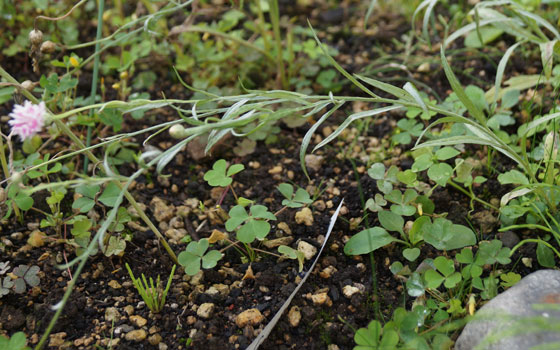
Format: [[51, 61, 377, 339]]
[[298, 241, 317, 260], [288, 306, 301, 327], [125, 329, 147, 342], [295, 207, 314, 226], [235, 309, 265, 327], [197, 303, 215, 319]]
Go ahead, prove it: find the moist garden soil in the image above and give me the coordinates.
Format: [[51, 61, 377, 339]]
[[0, 2, 544, 350]]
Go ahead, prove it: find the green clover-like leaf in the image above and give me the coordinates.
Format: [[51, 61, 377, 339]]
[[204, 159, 245, 187], [344, 227, 397, 256], [178, 239, 222, 275], [423, 218, 476, 251]]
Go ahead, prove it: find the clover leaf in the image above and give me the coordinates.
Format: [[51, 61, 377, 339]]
[[385, 189, 418, 216], [178, 239, 223, 276], [72, 184, 100, 213], [0, 331, 30, 350], [225, 205, 276, 243], [12, 265, 40, 294], [203, 159, 245, 187], [422, 218, 476, 251], [277, 183, 313, 208], [0, 277, 14, 298], [103, 236, 126, 257], [476, 240, 511, 265], [424, 256, 462, 289], [427, 163, 453, 187], [365, 194, 387, 212], [354, 320, 399, 350]]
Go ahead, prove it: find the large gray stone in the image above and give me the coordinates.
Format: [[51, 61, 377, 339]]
[[456, 270, 560, 350]]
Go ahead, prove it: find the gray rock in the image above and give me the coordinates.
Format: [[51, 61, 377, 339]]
[[456, 270, 560, 350], [497, 230, 520, 249]]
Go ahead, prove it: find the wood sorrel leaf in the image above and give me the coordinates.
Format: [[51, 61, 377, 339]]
[[344, 227, 397, 255]]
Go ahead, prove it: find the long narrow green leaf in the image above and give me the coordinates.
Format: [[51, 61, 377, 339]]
[[416, 135, 523, 169], [422, 0, 439, 47], [445, 18, 518, 47], [313, 105, 402, 152], [300, 103, 344, 179], [309, 22, 378, 98], [412, 0, 439, 44], [156, 136, 195, 174], [355, 74, 410, 100], [440, 47, 487, 125], [523, 112, 560, 137], [403, 82, 427, 113], [540, 40, 558, 80], [364, 0, 378, 29], [493, 41, 523, 107], [517, 9, 560, 40]]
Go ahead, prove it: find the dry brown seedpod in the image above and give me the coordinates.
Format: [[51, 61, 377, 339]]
[[28, 29, 43, 46], [21, 80, 38, 91], [40, 40, 56, 54]]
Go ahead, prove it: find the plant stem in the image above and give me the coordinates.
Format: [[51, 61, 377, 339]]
[[447, 179, 498, 211], [84, 0, 104, 173], [510, 238, 560, 259], [268, 0, 287, 89], [0, 133, 21, 220]]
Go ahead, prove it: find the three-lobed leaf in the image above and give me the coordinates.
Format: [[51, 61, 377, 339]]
[[423, 218, 476, 250], [204, 159, 245, 187]]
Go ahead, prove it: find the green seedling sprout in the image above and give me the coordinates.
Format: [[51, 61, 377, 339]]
[[125, 263, 176, 313]]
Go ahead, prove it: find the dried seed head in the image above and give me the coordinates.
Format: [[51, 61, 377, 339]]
[[40, 40, 56, 54], [21, 80, 36, 91], [10, 172, 23, 185], [169, 124, 186, 139], [29, 29, 43, 46]]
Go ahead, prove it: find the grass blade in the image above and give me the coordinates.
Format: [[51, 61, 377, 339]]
[[300, 103, 343, 179], [440, 46, 487, 125], [313, 105, 402, 152]]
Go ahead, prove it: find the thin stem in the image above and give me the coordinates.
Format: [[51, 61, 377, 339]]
[[84, 0, 105, 173], [447, 179, 498, 211], [0, 133, 21, 220], [510, 238, 560, 259], [228, 184, 239, 203], [499, 224, 553, 233], [268, 0, 287, 89], [34, 0, 88, 29]]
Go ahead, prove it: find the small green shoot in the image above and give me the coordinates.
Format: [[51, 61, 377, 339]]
[[278, 245, 305, 272], [125, 263, 176, 313], [277, 183, 313, 208]]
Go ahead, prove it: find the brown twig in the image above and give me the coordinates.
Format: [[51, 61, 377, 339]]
[[34, 0, 87, 29]]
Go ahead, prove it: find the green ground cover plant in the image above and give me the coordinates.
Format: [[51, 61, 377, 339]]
[[1, 0, 560, 348]]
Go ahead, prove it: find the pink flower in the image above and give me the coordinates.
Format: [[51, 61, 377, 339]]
[[8, 101, 46, 141]]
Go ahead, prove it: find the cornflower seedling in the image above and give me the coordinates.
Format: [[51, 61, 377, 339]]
[[125, 263, 176, 314]]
